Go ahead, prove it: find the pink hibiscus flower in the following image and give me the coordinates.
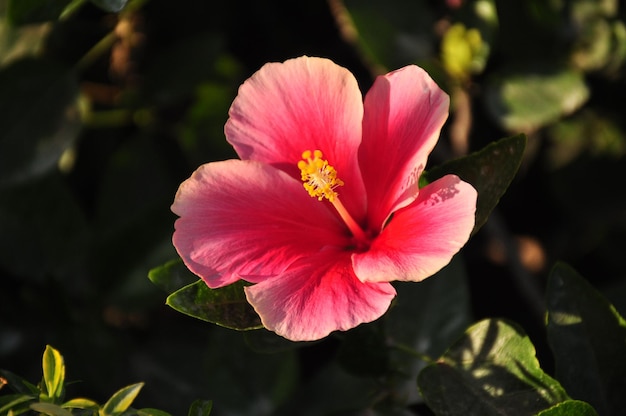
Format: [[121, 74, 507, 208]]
[[172, 56, 477, 341]]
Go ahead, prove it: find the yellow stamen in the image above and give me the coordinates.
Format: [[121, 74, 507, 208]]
[[298, 150, 367, 241], [298, 150, 344, 201]]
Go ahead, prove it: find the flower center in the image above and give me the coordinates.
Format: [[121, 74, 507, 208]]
[[297, 150, 344, 202], [298, 150, 368, 243]]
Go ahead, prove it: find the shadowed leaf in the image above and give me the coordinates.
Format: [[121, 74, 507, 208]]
[[0, 370, 39, 395], [423, 134, 526, 235], [148, 258, 198, 295], [0, 394, 35, 414], [166, 280, 262, 331], [418, 319, 569, 416], [137, 408, 173, 416], [30, 402, 72, 416], [546, 263, 626, 416], [187, 400, 213, 416]]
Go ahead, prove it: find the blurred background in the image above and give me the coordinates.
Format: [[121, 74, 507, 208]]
[[1, 0, 625, 414]]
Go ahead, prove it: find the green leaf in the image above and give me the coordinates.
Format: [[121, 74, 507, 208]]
[[148, 258, 199, 295], [423, 134, 526, 235], [0, 369, 40, 395], [546, 263, 626, 416], [100, 382, 144, 416], [6, 0, 72, 25], [136, 408, 172, 416], [536, 400, 598, 416], [90, 0, 128, 12], [30, 402, 73, 416], [0, 58, 81, 188], [0, 394, 36, 414], [418, 319, 569, 416], [63, 397, 99, 409], [41, 345, 65, 402], [485, 69, 589, 132], [166, 280, 262, 331], [187, 400, 213, 416]]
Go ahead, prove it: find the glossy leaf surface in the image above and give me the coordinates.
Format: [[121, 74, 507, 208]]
[[100, 382, 144, 416], [418, 319, 569, 416], [62, 397, 98, 409], [423, 134, 526, 234], [166, 280, 262, 331], [42, 345, 65, 402]]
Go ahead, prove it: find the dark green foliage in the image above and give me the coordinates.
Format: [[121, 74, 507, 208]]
[[166, 280, 263, 331], [1, 0, 626, 415], [423, 134, 526, 235], [546, 263, 626, 415], [418, 319, 569, 416]]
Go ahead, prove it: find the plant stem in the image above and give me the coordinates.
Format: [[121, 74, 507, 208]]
[[75, 31, 117, 73], [389, 342, 435, 364]]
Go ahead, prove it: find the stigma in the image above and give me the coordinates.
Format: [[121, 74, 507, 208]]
[[298, 150, 344, 202]]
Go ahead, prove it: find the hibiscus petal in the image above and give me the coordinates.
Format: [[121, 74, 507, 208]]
[[172, 159, 349, 288], [352, 175, 477, 283], [244, 252, 396, 341], [225, 56, 367, 221], [360, 65, 450, 231]]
